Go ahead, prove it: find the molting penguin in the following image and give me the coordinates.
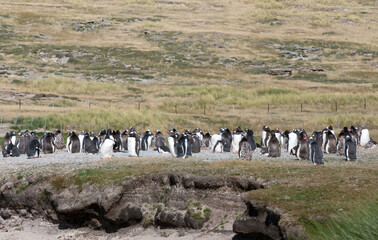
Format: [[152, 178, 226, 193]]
[[324, 129, 337, 154], [296, 130, 309, 160], [141, 130, 154, 151], [98, 129, 107, 146], [345, 134, 357, 161], [42, 132, 55, 154], [154, 130, 166, 150], [113, 130, 122, 152], [245, 129, 257, 152], [336, 127, 349, 156], [288, 129, 299, 155], [67, 131, 80, 153], [349, 125, 359, 145], [261, 126, 270, 147], [54, 130, 65, 151], [309, 134, 324, 165], [26, 137, 41, 159], [239, 136, 252, 161], [232, 127, 243, 154], [203, 132, 211, 148], [2, 132, 11, 157], [177, 133, 192, 158], [221, 128, 232, 152], [121, 130, 129, 152], [100, 134, 116, 159], [281, 130, 290, 151], [268, 130, 280, 157], [274, 129, 281, 145], [190, 133, 201, 154], [128, 130, 140, 157], [192, 128, 204, 148], [211, 133, 223, 153], [17, 132, 27, 154]]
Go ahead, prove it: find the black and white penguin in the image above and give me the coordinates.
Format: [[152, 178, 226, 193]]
[[98, 129, 107, 146], [42, 132, 55, 154], [203, 132, 211, 148], [2, 132, 11, 157], [345, 134, 357, 161], [324, 129, 337, 154], [281, 130, 290, 151], [177, 133, 192, 158], [6, 141, 20, 157], [83, 132, 99, 154], [274, 129, 281, 145], [349, 125, 359, 145], [239, 136, 252, 161], [192, 128, 204, 148], [128, 130, 140, 157], [309, 134, 324, 165], [100, 133, 116, 159], [78, 131, 86, 153], [54, 130, 65, 151], [245, 129, 257, 152], [67, 131, 80, 153], [360, 125, 376, 148], [336, 127, 349, 156], [141, 130, 154, 151], [261, 125, 270, 147], [221, 128, 232, 152], [211, 133, 223, 153], [288, 129, 299, 155], [296, 131, 309, 160], [26, 138, 41, 159], [121, 130, 129, 152], [268, 130, 280, 157], [167, 129, 179, 157], [113, 130, 122, 152], [154, 130, 166, 150], [190, 133, 201, 154], [17, 132, 26, 154], [232, 127, 243, 154]]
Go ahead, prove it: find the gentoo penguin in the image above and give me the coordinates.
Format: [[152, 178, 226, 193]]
[[239, 136, 252, 161], [345, 134, 357, 161], [177, 133, 192, 158], [221, 128, 232, 152], [167, 129, 179, 157], [83, 132, 99, 154], [54, 130, 65, 151], [268, 131, 280, 157], [322, 125, 335, 150], [296, 131, 309, 160], [67, 131, 80, 153], [211, 134, 223, 153], [141, 130, 154, 151], [42, 132, 55, 154], [281, 130, 290, 151], [288, 129, 299, 155], [245, 129, 257, 152], [324, 129, 337, 154], [78, 131, 86, 153], [360, 125, 376, 148], [309, 135, 324, 165], [2, 132, 11, 157], [274, 129, 281, 145], [232, 127, 243, 154], [128, 130, 140, 157], [113, 130, 122, 152], [17, 132, 27, 154], [121, 130, 128, 152], [98, 129, 107, 146], [26, 138, 41, 159], [203, 132, 211, 148], [192, 128, 204, 147], [190, 133, 201, 154], [6, 141, 20, 157], [336, 127, 349, 156], [154, 130, 166, 150], [349, 125, 359, 145], [261, 125, 270, 147], [100, 134, 116, 159]]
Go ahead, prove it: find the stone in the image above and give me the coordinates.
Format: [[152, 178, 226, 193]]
[[266, 69, 292, 76], [154, 207, 186, 228]]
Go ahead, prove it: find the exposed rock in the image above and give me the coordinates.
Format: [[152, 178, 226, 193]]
[[73, 19, 111, 32], [154, 207, 186, 228], [34, 34, 51, 39], [106, 203, 143, 226], [266, 69, 292, 76]]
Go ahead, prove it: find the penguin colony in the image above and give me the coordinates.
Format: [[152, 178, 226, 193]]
[[1, 125, 376, 164]]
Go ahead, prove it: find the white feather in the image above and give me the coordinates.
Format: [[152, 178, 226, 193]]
[[168, 137, 177, 157], [288, 133, 298, 153], [232, 134, 242, 153], [360, 129, 370, 147]]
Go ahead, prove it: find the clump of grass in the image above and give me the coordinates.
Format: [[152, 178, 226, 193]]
[[373, 83, 378, 88]]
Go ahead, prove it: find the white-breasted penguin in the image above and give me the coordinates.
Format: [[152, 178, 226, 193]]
[[78, 131, 86, 153], [128, 130, 140, 157], [100, 134, 116, 159], [168, 129, 179, 157], [211, 134, 223, 153], [288, 129, 298, 155], [141, 130, 154, 151], [261, 125, 270, 147], [232, 127, 243, 154], [360, 125, 376, 148], [176, 133, 192, 158]]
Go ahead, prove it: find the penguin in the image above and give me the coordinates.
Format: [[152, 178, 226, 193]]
[[42, 132, 55, 154], [113, 130, 122, 152], [345, 134, 357, 161], [288, 129, 298, 155], [211, 134, 223, 153], [67, 131, 80, 153], [324, 130, 337, 154], [281, 130, 290, 151], [78, 131, 86, 153], [232, 127, 243, 154], [349, 125, 359, 145], [359, 125, 376, 148], [128, 130, 140, 157], [296, 131, 309, 160], [83, 132, 99, 154], [54, 130, 65, 151], [154, 130, 166, 150], [190, 133, 201, 154], [221, 128, 232, 152], [261, 125, 270, 147], [141, 130, 154, 151], [245, 129, 257, 152], [309, 135, 324, 165], [121, 130, 128, 152], [157, 145, 171, 154], [100, 134, 116, 159], [177, 133, 192, 158], [239, 136, 252, 161], [167, 129, 179, 157], [98, 129, 107, 146], [336, 127, 348, 156], [17, 132, 26, 154], [268, 130, 280, 157], [192, 128, 204, 147], [274, 129, 281, 145], [2, 132, 11, 157], [203, 132, 211, 148], [26, 138, 41, 159], [7, 142, 20, 157]]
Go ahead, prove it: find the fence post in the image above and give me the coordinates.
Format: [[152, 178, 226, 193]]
[[335, 101, 338, 112], [175, 105, 177, 114], [268, 104, 270, 114], [364, 98, 367, 109], [301, 103, 303, 112]]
